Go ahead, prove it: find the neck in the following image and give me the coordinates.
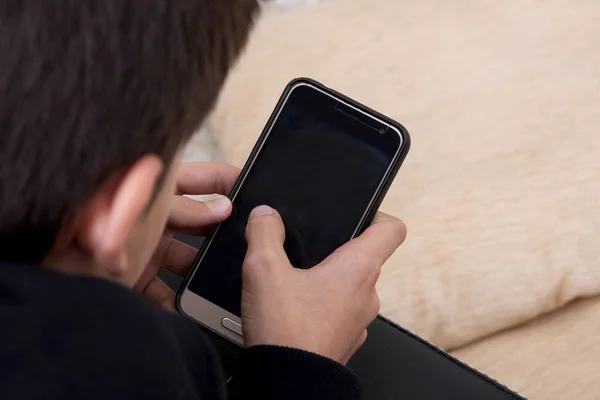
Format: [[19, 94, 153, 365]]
[[43, 246, 115, 281]]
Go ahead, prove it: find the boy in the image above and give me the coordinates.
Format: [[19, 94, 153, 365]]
[[0, 1, 406, 399]]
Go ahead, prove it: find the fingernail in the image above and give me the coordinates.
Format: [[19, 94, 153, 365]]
[[205, 197, 231, 213], [249, 205, 274, 219]]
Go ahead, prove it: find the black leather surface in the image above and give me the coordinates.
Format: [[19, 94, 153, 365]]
[[347, 316, 523, 399], [165, 235, 524, 399]]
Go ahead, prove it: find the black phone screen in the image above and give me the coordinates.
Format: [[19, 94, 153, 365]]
[[188, 83, 401, 316]]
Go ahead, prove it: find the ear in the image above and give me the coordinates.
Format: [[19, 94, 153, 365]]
[[76, 155, 163, 276]]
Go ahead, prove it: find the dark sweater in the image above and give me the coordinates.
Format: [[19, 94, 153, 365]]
[[0, 262, 361, 399]]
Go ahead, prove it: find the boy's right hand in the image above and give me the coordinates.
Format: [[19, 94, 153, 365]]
[[241, 205, 406, 365]]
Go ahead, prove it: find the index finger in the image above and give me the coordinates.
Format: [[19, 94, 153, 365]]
[[176, 162, 240, 196], [327, 212, 407, 269]]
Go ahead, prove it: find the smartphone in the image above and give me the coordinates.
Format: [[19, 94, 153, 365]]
[[177, 78, 411, 346]]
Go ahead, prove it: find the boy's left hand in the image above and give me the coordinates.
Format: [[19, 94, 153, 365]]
[[134, 162, 240, 310]]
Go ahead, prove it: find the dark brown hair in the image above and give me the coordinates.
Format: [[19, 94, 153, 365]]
[[0, 0, 259, 262]]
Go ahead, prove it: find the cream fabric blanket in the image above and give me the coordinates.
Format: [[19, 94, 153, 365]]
[[453, 297, 600, 399], [208, 0, 600, 350]]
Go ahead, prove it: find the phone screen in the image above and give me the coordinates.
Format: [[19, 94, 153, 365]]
[[187, 83, 401, 316]]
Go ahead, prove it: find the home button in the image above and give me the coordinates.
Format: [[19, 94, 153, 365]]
[[221, 317, 243, 336]]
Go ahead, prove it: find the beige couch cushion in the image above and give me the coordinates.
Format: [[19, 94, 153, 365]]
[[211, 0, 600, 349], [453, 296, 600, 399]]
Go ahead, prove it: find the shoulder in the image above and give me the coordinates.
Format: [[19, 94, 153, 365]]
[[54, 276, 217, 369], [1, 270, 224, 399]]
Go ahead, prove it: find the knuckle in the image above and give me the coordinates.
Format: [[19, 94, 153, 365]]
[[359, 259, 382, 285], [366, 264, 382, 285], [368, 294, 381, 319], [247, 249, 280, 269], [359, 330, 368, 346], [213, 166, 228, 195], [243, 252, 260, 269]]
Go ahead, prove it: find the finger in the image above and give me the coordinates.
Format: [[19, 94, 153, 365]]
[[168, 195, 232, 233], [142, 276, 177, 311], [160, 238, 199, 277], [245, 205, 285, 251], [176, 162, 240, 196], [244, 205, 289, 268], [330, 212, 406, 270], [357, 213, 407, 262]]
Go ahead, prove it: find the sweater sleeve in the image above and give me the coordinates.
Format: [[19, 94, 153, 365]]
[[227, 346, 362, 400]]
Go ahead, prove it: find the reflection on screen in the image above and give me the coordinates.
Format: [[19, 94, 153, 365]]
[[189, 85, 398, 316]]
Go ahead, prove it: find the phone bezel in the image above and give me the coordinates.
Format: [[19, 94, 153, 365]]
[[177, 78, 411, 346]]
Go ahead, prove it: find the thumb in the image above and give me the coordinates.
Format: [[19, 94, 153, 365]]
[[245, 205, 287, 263]]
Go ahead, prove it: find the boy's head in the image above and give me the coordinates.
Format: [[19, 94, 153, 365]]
[[0, 1, 258, 283]]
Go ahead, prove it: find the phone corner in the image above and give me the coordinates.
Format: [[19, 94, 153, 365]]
[[287, 77, 323, 90], [400, 126, 411, 154], [174, 287, 187, 315]]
